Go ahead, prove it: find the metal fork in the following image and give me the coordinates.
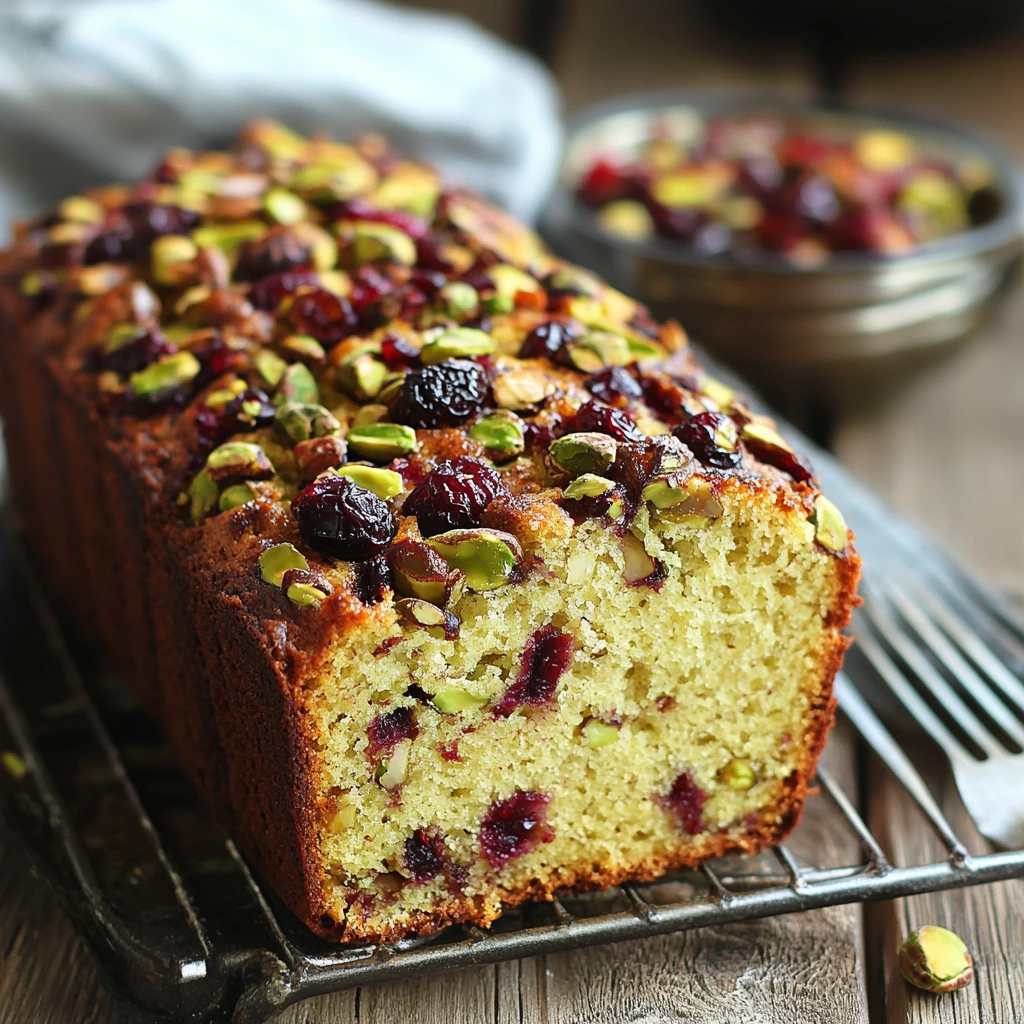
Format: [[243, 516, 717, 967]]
[[853, 571, 1024, 848]]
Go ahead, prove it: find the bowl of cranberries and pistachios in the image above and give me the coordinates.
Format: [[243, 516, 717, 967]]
[[542, 93, 1024, 379]]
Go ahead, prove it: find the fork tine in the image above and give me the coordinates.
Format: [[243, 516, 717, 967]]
[[853, 613, 973, 761], [906, 576, 1024, 716], [861, 583, 1005, 758], [884, 578, 1024, 748]]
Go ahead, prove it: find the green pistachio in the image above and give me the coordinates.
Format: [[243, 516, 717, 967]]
[[191, 220, 266, 253], [492, 367, 553, 410], [335, 464, 403, 500], [129, 351, 201, 399], [712, 416, 738, 451], [263, 187, 308, 225], [376, 741, 409, 789], [349, 221, 417, 266], [352, 403, 390, 427], [58, 195, 105, 224], [151, 235, 199, 286], [645, 477, 723, 527], [259, 542, 309, 587], [626, 337, 668, 361], [396, 597, 448, 630], [641, 473, 691, 509], [253, 349, 288, 388], [582, 720, 620, 748], [546, 265, 603, 297], [741, 422, 796, 462], [420, 328, 497, 365], [548, 432, 617, 477], [432, 688, 487, 713], [280, 334, 326, 364], [206, 441, 274, 482], [596, 198, 655, 241], [481, 293, 515, 316], [275, 402, 341, 443], [287, 581, 328, 607], [488, 263, 543, 301], [425, 529, 522, 592], [468, 412, 525, 460], [811, 495, 848, 554], [219, 483, 256, 512], [369, 165, 440, 216], [563, 474, 616, 499], [388, 540, 451, 605], [622, 531, 658, 583], [346, 422, 417, 461], [567, 331, 632, 372], [700, 376, 734, 411], [338, 352, 388, 402], [290, 159, 377, 202], [103, 322, 145, 355], [718, 758, 756, 791], [187, 470, 218, 524], [292, 222, 338, 272], [900, 926, 975, 993], [275, 361, 319, 405], [436, 281, 479, 320], [176, 167, 225, 195]]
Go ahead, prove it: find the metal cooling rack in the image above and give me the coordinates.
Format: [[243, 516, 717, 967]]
[[1, 438, 1023, 1021]]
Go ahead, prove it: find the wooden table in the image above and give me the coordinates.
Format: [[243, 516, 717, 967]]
[[2, 2, 1023, 1020]]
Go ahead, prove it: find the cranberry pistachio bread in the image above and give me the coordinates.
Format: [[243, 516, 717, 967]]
[[0, 121, 859, 944]]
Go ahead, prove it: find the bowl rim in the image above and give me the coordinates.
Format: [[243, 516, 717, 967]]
[[552, 89, 1024, 277]]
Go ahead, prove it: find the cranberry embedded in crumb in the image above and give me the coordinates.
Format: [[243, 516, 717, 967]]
[[285, 286, 359, 348], [673, 412, 742, 470], [661, 772, 707, 835], [248, 270, 319, 311], [404, 828, 446, 883], [518, 319, 578, 360], [293, 475, 397, 562], [403, 456, 508, 537], [366, 706, 419, 758], [585, 366, 643, 406], [492, 626, 574, 718], [571, 399, 644, 442], [233, 229, 312, 282], [479, 790, 553, 867], [95, 329, 175, 376], [379, 333, 421, 371], [388, 360, 489, 429]]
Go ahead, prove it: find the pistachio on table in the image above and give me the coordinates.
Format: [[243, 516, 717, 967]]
[[425, 528, 522, 592], [899, 926, 975, 993], [548, 432, 617, 478], [346, 422, 418, 462]]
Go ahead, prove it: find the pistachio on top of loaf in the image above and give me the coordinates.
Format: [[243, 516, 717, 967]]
[[5, 119, 851, 622]]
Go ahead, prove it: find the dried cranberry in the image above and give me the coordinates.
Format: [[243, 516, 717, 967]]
[[192, 332, 245, 387], [479, 790, 553, 868], [196, 386, 275, 449], [328, 199, 428, 239], [577, 158, 632, 207], [523, 420, 557, 454], [84, 227, 133, 265], [248, 271, 319, 311], [648, 203, 706, 242], [404, 828, 446, 883], [404, 456, 507, 537], [672, 413, 742, 470], [233, 230, 312, 282], [285, 286, 359, 347], [742, 432, 814, 483], [612, 435, 693, 502], [585, 366, 643, 406], [380, 333, 421, 371], [88, 203, 200, 263], [95, 329, 174, 376], [571, 400, 644, 442], [366, 706, 419, 758], [352, 556, 392, 606], [409, 269, 448, 298], [389, 360, 489, 429], [293, 475, 397, 561], [755, 210, 806, 253], [661, 772, 707, 835], [415, 235, 454, 273], [492, 626, 574, 718], [519, 319, 578, 360]]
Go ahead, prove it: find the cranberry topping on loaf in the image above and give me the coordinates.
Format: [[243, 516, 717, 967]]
[[0, 121, 860, 944]]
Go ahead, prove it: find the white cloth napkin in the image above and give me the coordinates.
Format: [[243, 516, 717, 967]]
[[0, 0, 562, 238]]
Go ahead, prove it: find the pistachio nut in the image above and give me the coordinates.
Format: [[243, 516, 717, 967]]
[[567, 331, 632, 372], [191, 219, 266, 253], [346, 422, 417, 461], [275, 402, 341, 443], [700, 376, 735, 412], [291, 157, 377, 202], [280, 333, 327, 365], [436, 281, 479, 320], [259, 542, 310, 587], [58, 195, 105, 224], [318, 269, 352, 297], [643, 476, 722, 527], [187, 470, 218, 524], [369, 163, 440, 216], [151, 235, 199, 286], [488, 263, 543, 302], [263, 187, 308, 225], [811, 495, 848, 554], [419, 327, 496, 365], [376, 740, 410, 789], [596, 199, 655, 241], [338, 352, 388, 402], [349, 221, 417, 266], [582, 720, 620, 748], [468, 411, 525, 460], [718, 758, 756, 791], [425, 529, 522, 592], [563, 474, 616, 499], [294, 435, 348, 479], [622, 531, 658, 584], [47, 221, 90, 245], [72, 264, 130, 297], [481, 293, 515, 316], [899, 926, 975, 993], [547, 265, 603, 297], [396, 597, 449, 630], [205, 441, 274, 483], [651, 170, 723, 208], [741, 421, 793, 454], [626, 336, 668, 361], [287, 579, 330, 607], [388, 539, 451, 605], [274, 361, 319, 405], [548, 432, 617, 478], [291, 221, 338, 272], [432, 688, 487, 713], [335, 464, 403, 500], [328, 797, 357, 833], [129, 351, 201, 399], [219, 483, 256, 512], [352, 403, 390, 427], [492, 366, 554, 410]]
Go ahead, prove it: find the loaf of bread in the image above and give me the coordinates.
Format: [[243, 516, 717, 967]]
[[0, 121, 859, 944]]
